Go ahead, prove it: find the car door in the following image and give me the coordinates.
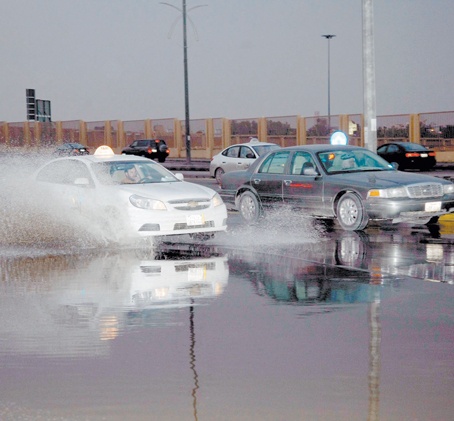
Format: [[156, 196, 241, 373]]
[[222, 146, 242, 173], [249, 150, 291, 205], [237, 146, 257, 170], [282, 151, 325, 214], [35, 159, 97, 214], [382, 144, 401, 165]]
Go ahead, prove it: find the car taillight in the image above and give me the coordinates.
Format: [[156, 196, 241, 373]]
[[405, 152, 420, 158], [429, 152, 436, 157], [148, 147, 152, 154]]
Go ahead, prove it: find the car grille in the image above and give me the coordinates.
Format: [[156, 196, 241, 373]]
[[174, 221, 215, 230], [168, 198, 211, 210], [407, 183, 443, 198]]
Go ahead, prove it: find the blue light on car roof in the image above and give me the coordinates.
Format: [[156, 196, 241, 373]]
[[330, 131, 348, 145]]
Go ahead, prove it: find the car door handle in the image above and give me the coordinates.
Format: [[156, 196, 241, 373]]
[[252, 178, 261, 184], [284, 180, 292, 186]]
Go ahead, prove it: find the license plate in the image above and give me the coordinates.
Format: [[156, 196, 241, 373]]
[[187, 214, 204, 226], [425, 201, 441, 212], [188, 267, 206, 282], [420, 153, 428, 158]]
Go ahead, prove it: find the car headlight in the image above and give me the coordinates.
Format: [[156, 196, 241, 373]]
[[367, 187, 408, 198], [443, 184, 454, 194], [129, 194, 167, 210], [211, 192, 224, 207]]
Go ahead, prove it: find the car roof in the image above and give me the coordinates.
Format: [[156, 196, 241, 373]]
[[51, 153, 152, 165], [381, 141, 417, 146], [278, 144, 368, 153], [228, 141, 278, 148], [134, 138, 166, 142]]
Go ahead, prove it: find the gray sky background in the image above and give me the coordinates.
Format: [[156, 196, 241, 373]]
[[1, 0, 453, 123]]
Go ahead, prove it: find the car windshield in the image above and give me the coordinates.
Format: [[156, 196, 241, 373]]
[[251, 144, 280, 156], [318, 149, 394, 173], [92, 161, 180, 185]]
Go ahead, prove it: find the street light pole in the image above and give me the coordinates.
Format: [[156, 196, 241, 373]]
[[161, 1, 207, 164], [182, 0, 191, 163], [322, 34, 336, 133]]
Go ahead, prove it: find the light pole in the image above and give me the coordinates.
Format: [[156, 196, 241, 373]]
[[161, 1, 207, 164], [322, 34, 336, 133]]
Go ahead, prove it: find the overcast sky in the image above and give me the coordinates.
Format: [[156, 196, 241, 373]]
[[1, 0, 453, 123]]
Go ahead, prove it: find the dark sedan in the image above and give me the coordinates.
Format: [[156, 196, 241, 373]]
[[121, 139, 170, 163], [53, 143, 89, 156], [377, 141, 436, 170], [220, 144, 454, 231]]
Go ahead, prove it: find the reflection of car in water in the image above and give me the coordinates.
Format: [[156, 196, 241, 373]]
[[228, 248, 377, 307], [227, 226, 454, 308], [0, 245, 228, 357]]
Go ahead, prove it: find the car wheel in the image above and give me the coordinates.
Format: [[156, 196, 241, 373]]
[[336, 192, 369, 231], [158, 156, 166, 163], [238, 191, 261, 224], [215, 168, 225, 184]]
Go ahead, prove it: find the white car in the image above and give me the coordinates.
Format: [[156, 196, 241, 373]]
[[209, 138, 281, 183], [33, 146, 227, 241]]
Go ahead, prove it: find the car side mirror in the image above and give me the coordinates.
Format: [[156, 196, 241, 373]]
[[246, 153, 255, 159], [390, 162, 399, 170], [175, 173, 184, 181]]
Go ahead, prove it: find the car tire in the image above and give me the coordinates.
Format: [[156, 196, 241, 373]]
[[158, 157, 166, 163], [215, 168, 225, 184], [336, 192, 369, 231], [238, 191, 262, 224]]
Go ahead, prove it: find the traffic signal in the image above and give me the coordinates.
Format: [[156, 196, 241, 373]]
[[26, 88, 36, 120]]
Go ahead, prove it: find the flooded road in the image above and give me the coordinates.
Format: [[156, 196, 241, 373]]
[[1, 223, 454, 420], [0, 153, 453, 420]]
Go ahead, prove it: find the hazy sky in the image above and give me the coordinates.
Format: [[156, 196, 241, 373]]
[[1, 0, 453, 123]]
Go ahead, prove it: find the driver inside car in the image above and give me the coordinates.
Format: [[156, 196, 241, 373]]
[[122, 165, 141, 184]]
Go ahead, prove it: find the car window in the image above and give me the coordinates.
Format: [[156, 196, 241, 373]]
[[224, 146, 240, 158], [387, 144, 399, 153], [239, 146, 254, 158], [377, 145, 387, 153], [36, 160, 94, 186], [290, 151, 317, 175], [258, 151, 290, 174], [92, 161, 180, 185], [137, 140, 148, 147], [319, 149, 392, 173], [403, 143, 427, 151]]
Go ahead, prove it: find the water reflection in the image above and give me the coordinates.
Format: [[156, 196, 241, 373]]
[[0, 244, 229, 358]]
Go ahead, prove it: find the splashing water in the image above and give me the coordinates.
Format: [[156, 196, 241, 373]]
[[0, 153, 149, 250]]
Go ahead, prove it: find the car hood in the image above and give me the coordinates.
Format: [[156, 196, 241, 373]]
[[117, 181, 217, 200], [331, 170, 449, 187]]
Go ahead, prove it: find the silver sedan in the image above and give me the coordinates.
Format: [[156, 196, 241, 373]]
[[210, 139, 280, 183], [220, 144, 454, 231]]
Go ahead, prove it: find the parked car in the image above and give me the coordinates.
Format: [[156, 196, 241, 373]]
[[377, 141, 436, 170], [121, 139, 170, 162], [53, 143, 89, 156], [210, 138, 280, 183], [33, 146, 227, 241], [220, 144, 454, 231]]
